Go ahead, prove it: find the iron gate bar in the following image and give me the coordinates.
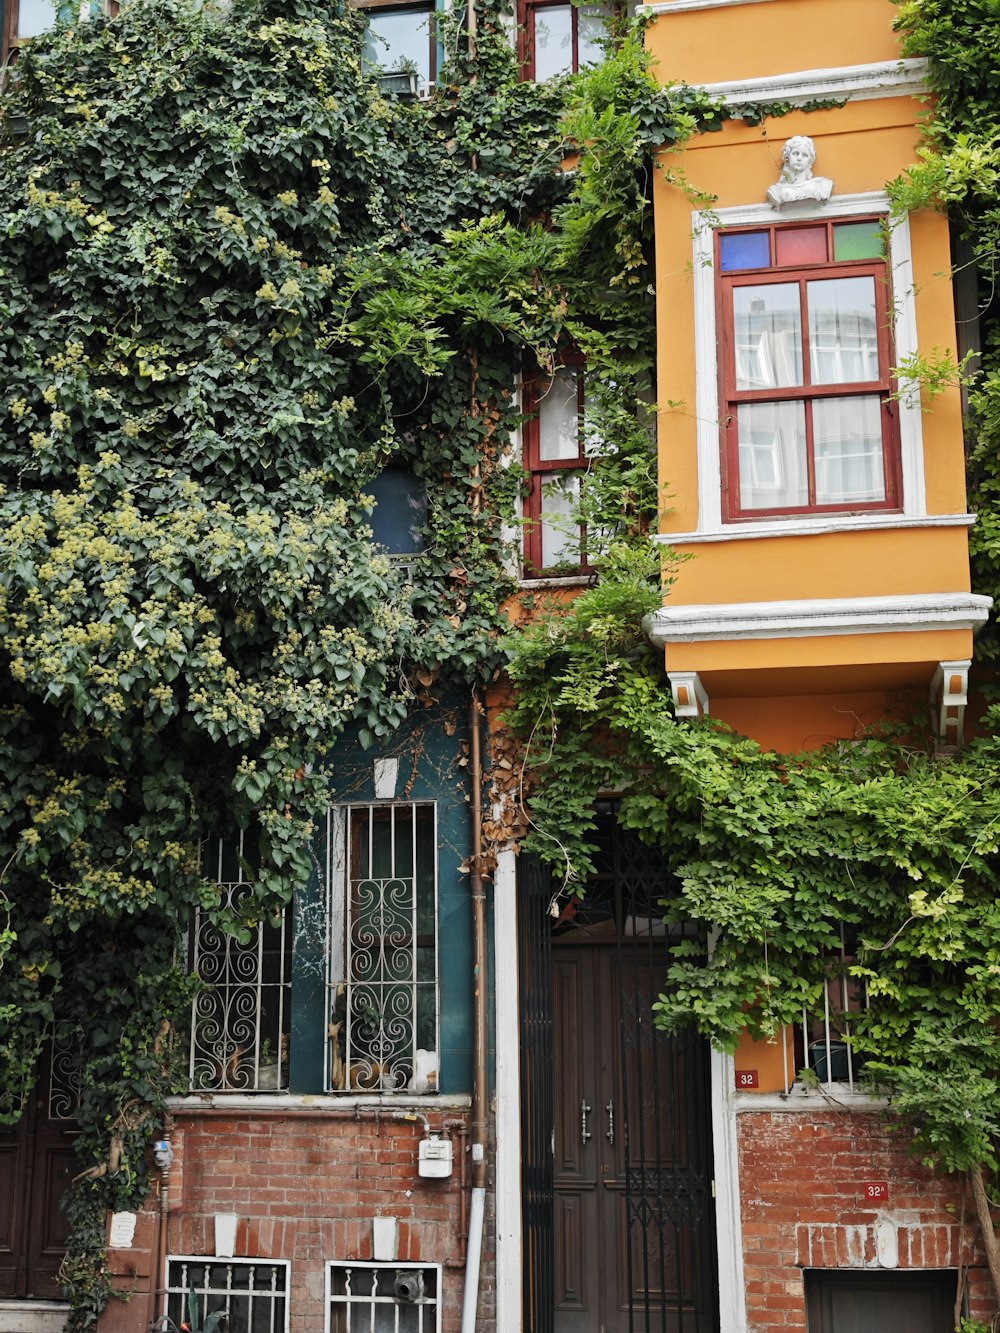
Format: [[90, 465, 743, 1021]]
[[518, 853, 555, 1333]]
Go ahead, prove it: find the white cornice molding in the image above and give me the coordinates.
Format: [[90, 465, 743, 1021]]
[[647, 0, 775, 12], [645, 593, 993, 646], [656, 514, 977, 546], [693, 59, 930, 109]]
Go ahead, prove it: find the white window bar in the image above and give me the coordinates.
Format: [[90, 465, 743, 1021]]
[[188, 833, 292, 1093], [165, 1257, 289, 1333], [326, 1262, 441, 1333], [326, 803, 438, 1093]]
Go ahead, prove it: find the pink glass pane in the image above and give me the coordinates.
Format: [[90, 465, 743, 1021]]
[[775, 226, 827, 267]]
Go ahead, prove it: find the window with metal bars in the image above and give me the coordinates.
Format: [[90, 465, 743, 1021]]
[[326, 802, 438, 1093], [326, 1262, 440, 1333], [188, 835, 293, 1094], [165, 1258, 289, 1333]]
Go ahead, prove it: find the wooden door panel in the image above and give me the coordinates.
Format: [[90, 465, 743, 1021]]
[[27, 1137, 75, 1299], [806, 1271, 953, 1333], [0, 1095, 75, 1301], [552, 957, 590, 1182]]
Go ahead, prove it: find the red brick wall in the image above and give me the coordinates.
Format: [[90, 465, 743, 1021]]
[[101, 1107, 490, 1333], [738, 1109, 993, 1332]]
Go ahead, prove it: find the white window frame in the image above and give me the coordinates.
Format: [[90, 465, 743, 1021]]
[[683, 193, 928, 541], [325, 801, 440, 1094]]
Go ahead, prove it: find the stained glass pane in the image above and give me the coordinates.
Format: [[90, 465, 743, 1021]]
[[737, 401, 808, 510], [719, 231, 770, 272], [813, 395, 885, 504], [775, 226, 827, 267], [733, 284, 803, 390], [808, 276, 879, 384], [833, 220, 885, 261]]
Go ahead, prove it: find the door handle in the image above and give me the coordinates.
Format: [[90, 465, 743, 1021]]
[[581, 1100, 592, 1145], [606, 1099, 614, 1145]]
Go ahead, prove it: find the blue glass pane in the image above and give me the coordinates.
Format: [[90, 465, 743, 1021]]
[[720, 231, 770, 272], [369, 469, 427, 555]]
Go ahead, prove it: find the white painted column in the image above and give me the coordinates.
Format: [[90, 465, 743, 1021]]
[[712, 1047, 747, 1332], [493, 846, 522, 1332]]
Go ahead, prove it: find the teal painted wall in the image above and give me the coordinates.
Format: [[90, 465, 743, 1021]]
[[289, 692, 476, 1095]]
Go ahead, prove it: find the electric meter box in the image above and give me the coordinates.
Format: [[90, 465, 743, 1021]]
[[418, 1135, 453, 1178]]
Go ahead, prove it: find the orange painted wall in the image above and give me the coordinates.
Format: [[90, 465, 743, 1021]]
[[645, 0, 902, 88], [648, 5, 971, 638], [666, 526, 972, 605]]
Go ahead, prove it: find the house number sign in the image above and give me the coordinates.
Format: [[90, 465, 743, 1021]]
[[862, 1181, 889, 1201], [735, 1069, 759, 1089]]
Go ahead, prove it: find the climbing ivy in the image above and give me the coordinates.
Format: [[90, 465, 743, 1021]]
[[0, 0, 718, 1320]]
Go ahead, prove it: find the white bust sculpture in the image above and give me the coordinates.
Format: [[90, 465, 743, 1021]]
[[766, 136, 833, 208]]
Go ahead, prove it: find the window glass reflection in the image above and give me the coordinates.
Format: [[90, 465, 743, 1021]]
[[808, 276, 879, 385], [733, 284, 803, 391]]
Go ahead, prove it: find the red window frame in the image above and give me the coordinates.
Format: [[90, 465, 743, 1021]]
[[718, 218, 901, 521], [523, 362, 592, 577], [518, 0, 609, 81]]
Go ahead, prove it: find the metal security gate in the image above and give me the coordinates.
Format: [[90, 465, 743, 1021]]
[[518, 805, 718, 1333]]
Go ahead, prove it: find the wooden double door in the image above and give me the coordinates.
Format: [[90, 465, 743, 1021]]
[[551, 943, 716, 1333], [0, 1088, 77, 1301]]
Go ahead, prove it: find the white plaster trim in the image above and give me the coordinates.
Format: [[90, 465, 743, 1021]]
[[656, 513, 976, 545], [166, 1093, 471, 1111], [688, 196, 928, 538], [712, 1049, 747, 1333], [646, 592, 993, 645], [647, 0, 775, 12], [493, 847, 523, 1333], [732, 1089, 889, 1113], [698, 59, 929, 109]]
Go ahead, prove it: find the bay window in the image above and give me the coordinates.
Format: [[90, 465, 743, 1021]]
[[719, 218, 899, 520]]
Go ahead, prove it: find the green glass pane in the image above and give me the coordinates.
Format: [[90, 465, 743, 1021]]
[[833, 221, 885, 261]]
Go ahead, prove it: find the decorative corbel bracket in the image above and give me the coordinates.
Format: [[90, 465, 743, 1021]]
[[668, 671, 709, 721], [930, 660, 970, 749]]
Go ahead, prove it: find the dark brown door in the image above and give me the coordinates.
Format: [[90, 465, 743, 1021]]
[[0, 1088, 77, 1300], [552, 944, 714, 1333]]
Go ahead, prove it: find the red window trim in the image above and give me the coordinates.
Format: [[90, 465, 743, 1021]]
[[517, 0, 609, 81], [717, 219, 901, 522], [522, 362, 592, 577]]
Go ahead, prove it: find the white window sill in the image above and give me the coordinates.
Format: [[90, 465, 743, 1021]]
[[732, 1086, 889, 1113], [656, 512, 976, 545], [167, 1092, 471, 1112], [518, 573, 594, 589]]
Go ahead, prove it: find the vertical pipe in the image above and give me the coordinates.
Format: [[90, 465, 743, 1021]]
[[461, 688, 489, 1333]]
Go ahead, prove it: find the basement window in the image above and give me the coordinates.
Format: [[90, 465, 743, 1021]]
[[327, 1262, 441, 1333], [805, 1269, 954, 1333], [166, 1258, 290, 1333]]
